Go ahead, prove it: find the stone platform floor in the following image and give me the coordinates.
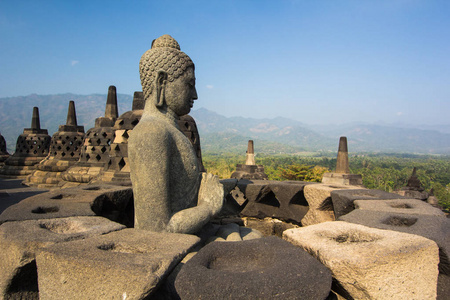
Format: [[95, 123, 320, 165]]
[[0, 178, 48, 214]]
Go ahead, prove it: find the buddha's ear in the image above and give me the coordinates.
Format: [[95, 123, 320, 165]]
[[155, 70, 168, 107]]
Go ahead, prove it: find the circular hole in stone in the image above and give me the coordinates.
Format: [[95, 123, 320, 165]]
[[31, 206, 59, 214], [83, 186, 111, 191], [320, 230, 380, 244], [389, 203, 412, 209], [39, 220, 87, 234], [382, 216, 418, 227]]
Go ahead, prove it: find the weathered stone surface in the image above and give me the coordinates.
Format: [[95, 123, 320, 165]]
[[129, 35, 223, 234], [175, 236, 332, 300], [339, 209, 450, 275], [239, 180, 311, 224], [330, 188, 407, 219], [437, 274, 450, 300], [0, 217, 124, 300], [302, 184, 358, 226], [36, 229, 199, 300], [0, 132, 9, 163], [0, 184, 133, 227], [283, 221, 439, 299], [244, 217, 299, 237], [354, 198, 446, 216]]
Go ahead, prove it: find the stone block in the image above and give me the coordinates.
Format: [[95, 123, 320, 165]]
[[301, 184, 358, 226], [0, 185, 133, 227], [283, 221, 439, 299], [36, 229, 200, 300], [339, 209, 450, 275], [239, 180, 312, 224], [354, 198, 446, 217], [330, 188, 407, 218], [0, 217, 125, 300], [322, 172, 363, 186], [175, 236, 332, 299]]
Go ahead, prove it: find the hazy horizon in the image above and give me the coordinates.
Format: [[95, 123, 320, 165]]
[[1, 1, 449, 126]]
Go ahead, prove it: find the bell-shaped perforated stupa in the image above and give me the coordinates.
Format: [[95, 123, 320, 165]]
[[0, 107, 51, 176], [98, 91, 144, 184], [60, 86, 118, 187], [0, 132, 9, 164], [25, 101, 85, 188], [231, 140, 268, 180]]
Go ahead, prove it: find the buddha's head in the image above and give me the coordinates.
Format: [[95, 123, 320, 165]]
[[140, 35, 197, 116]]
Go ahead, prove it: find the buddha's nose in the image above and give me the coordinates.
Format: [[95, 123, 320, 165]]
[[192, 87, 198, 100]]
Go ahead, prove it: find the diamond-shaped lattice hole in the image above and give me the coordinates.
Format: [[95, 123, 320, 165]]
[[61, 140, 66, 145], [58, 136, 63, 140], [70, 152, 75, 157], [96, 139, 101, 145], [85, 154, 91, 160], [91, 146, 96, 152], [26, 150, 30, 154], [101, 146, 107, 153], [61, 152, 66, 157], [131, 119, 139, 126], [184, 122, 190, 129], [118, 158, 126, 170], [118, 120, 124, 126], [114, 144, 120, 151], [66, 146, 71, 151], [33, 150, 37, 154], [66, 135, 70, 140], [122, 131, 129, 139], [95, 154, 102, 161], [102, 132, 108, 138]]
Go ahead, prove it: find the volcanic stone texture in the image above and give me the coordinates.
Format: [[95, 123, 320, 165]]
[[36, 229, 200, 300], [354, 198, 446, 216], [238, 180, 311, 224], [0, 184, 133, 227], [330, 188, 408, 219], [283, 221, 439, 300], [175, 236, 332, 300], [301, 184, 360, 226], [339, 209, 450, 275], [0, 217, 125, 300]]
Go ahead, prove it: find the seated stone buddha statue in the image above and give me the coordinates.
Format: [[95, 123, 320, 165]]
[[129, 35, 223, 234]]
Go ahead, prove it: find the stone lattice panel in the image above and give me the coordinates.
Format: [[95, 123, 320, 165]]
[[13, 134, 51, 158], [178, 114, 206, 172], [48, 131, 85, 160]]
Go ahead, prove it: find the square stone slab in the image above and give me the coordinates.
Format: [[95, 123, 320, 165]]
[[339, 209, 450, 275], [0, 216, 125, 300], [301, 184, 360, 226], [36, 229, 200, 300], [354, 198, 446, 217], [283, 221, 439, 299], [330, 188, 408, 218], [0, 184, 133, 226]]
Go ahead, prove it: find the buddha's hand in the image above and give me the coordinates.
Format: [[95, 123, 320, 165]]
[[197, 172, 224, 217]]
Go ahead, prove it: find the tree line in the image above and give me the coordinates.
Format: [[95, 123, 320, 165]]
[[202, 152, 450, 211]]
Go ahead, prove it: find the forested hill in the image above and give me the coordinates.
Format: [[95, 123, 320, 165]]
[[1, 94, 450, 154]]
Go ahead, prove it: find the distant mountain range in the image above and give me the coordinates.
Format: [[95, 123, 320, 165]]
[[1, 94, 450, 155]]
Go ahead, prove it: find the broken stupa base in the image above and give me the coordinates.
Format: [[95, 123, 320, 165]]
[[321, 172, 363, 186]]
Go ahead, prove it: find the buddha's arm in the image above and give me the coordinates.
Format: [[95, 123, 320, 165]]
[[166, 173, 224, 234], [129, 126, 172, 231]]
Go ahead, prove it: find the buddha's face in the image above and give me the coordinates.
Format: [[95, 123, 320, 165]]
[[164, 67, 197, 116]]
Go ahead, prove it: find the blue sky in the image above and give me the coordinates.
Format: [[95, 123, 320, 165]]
[[0, 0, 449, 125]]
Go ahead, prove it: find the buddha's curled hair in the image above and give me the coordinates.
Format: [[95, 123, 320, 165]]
[[139, 35, 194, 100]]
